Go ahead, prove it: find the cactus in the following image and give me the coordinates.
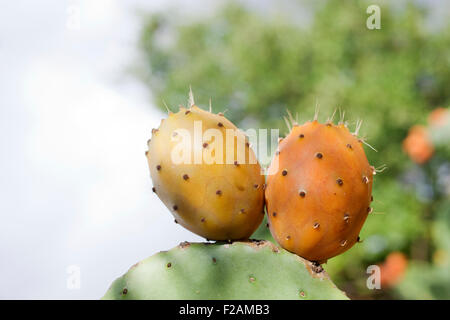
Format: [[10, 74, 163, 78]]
[[265, 115, 374, 263], [146, 92, 265, 241], [102, 240, 348, 300]]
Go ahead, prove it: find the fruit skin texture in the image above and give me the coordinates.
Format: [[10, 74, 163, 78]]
[[146, 105, 265, 241], [265, 120, 373, 263], [102, 240, 348, 300]]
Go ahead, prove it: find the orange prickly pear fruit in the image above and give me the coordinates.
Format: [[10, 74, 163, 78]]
[[379, 252, 408, 288], [265, 115, 374, 263], [402, 125, 434, 164], [428, 107, 448, 127], [146, 91, 265, 241]]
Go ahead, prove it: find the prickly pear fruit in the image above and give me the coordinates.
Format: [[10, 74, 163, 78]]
[[265, 119, 374, 263], [146, 101, 265, 241], [402, 125, 434, 164], [379, 252, 408, 288], [102, 240, 348, 300]]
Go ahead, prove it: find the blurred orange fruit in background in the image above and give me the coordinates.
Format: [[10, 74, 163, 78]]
[[402, 125, 434, 164], [428, 107, 449, 127], [380, 252, 408, 288]]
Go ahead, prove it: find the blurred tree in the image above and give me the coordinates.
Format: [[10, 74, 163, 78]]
[[136, 0, 450, 175], [135, 0, 450, 299]]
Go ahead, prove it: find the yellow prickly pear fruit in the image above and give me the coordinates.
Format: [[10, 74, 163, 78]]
[[146, 98, 265, 241]]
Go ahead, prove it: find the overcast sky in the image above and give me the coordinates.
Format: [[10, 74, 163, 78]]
[[0, 0, 215, 299]]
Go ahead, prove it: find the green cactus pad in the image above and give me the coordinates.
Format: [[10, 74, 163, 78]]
[[102, 240, 348, 300]]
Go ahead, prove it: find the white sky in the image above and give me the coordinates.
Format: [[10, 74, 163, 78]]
[[0, 0, 212, 299]]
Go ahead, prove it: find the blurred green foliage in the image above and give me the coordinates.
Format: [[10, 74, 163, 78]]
[[136, 0, 450, 299], [394, 198, 450, 299]]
